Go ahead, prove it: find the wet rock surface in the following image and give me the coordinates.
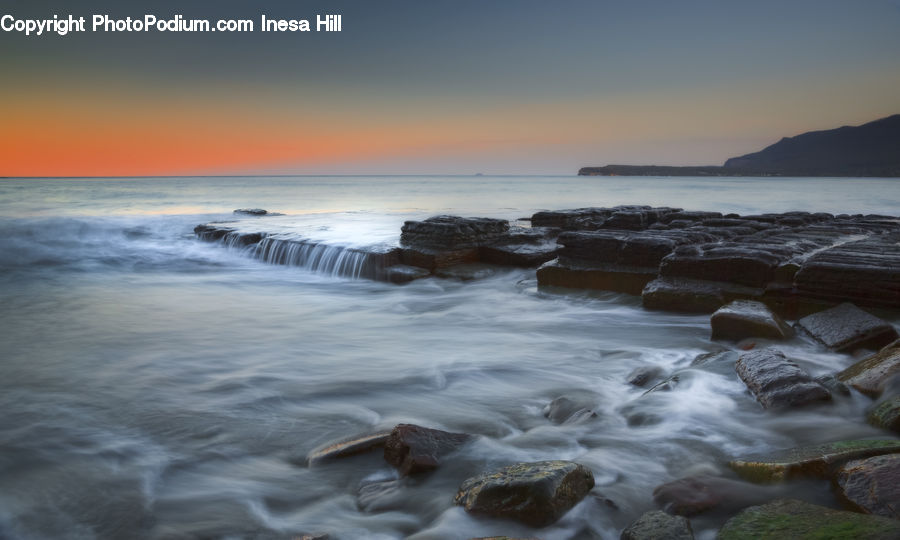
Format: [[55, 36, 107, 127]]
[[400, 215, 509, 250], [454, 460, 594, 528], [620, 510, 693, 540], [626, 366, 663, 387], [838, 340, 900, 397], [717, 498, 900, 540], [868, 396, 900, 433], [834, 453, 900, 518], [383, 424, 472, 476], [734, 349, 831, 409], [710, 300, 793, 341], [306, 430, 392, 465], [729, 439, 900, 483], [197, 207, 900, 308], [795, 303, 899, 352], [543, 396, 598, 424], [532, 208, 900, 313]]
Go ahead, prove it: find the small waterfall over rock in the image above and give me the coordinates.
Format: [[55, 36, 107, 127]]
[[195, 224, 400, 280]]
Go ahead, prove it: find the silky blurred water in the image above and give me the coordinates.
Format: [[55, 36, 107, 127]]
[[0, 176, 898, 539]]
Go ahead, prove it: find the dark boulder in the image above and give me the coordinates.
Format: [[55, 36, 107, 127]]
[[734, 348, 831, 409], [383, 424, 472, 476], [795, 303, 899, 353], [620, 510, 693, 540], [717, 499, 900, 540], [835, 454, 900, 518], [454, 460, 594, 528], [710, 300, 793, 341]]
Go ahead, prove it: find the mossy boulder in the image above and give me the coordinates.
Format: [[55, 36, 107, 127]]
[[867, 396, 900, 433], [838, 340, 900, 397], [717, 498, 900, 540], [729, 439, 900, 483], [454, 460, 594, 528], [621, 510, 693, 540]]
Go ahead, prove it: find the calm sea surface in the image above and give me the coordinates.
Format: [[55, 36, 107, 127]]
[[1, 176, 898, 539]]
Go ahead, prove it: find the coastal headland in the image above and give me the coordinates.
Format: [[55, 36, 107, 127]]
[[580, 114, 900, 177]]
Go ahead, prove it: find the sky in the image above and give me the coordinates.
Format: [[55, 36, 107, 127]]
[[2, 0, 899, 176]]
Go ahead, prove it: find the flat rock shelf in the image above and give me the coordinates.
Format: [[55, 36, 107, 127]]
[[196, 205, 900, 316]]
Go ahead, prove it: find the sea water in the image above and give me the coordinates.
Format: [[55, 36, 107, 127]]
[[1, 176, 898, 539]]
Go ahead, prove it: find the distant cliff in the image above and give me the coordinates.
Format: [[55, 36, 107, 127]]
[[580, 114, 900, 177]]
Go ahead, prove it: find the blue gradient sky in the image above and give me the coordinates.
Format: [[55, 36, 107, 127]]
[[2, 0, 899, 175]]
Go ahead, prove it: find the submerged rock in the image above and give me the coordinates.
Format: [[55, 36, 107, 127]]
[[356, 479, 404, 514], [835, 453, 900, 518], [710, 300, 793, 341], [690, 350, 739, 368], [626, 366, 663, 387], [383, 264, 431, 284], [620, 510, 693, 540], [838, 340, 900, 397], [795, 303, 899, 352], [543, 396, 598, 424], [734, 348, 831, 409], [306, 430, 392, 465], [729, 439, 900, 483], [652, 476, 723, 516], [717, 498, 900, 540], [454, 460, 594, 528], [383, 424, 472, 476]]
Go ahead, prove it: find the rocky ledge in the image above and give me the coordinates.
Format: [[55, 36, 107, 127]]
[[195, 206, 900, 313], [395, 206, 900, 314]]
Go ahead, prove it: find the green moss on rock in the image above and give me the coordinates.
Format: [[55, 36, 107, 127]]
[[729, 439, 900, 483], [717, 499, 900, 540], [867, 397, 900, 433]]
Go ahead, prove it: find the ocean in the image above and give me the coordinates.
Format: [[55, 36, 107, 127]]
[[1, 175, 898, 539]]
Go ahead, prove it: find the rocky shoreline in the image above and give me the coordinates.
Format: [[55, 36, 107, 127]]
[[197, 205, 900, 316], [194, 207, 900, 538]]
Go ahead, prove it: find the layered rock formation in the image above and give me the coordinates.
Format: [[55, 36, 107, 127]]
[[195, 206, 900, 315]]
